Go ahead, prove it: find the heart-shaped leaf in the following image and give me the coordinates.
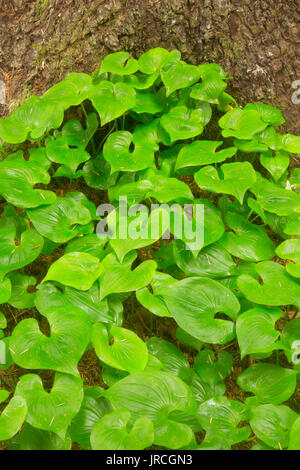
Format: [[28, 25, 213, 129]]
[[194, 349, 233, 385], [100, 52, 138, 75], [197, 397, 250, 450], [27, 194, 92, 244], [249, 404, 297, 449], [157, 276, 240, 344], [260, 150, 289, 183], [92, 322, 148, 373], [10, 306, 92, 376], [0, 226, 43, 280], [195, 162, 256, 204], [236, 307, 282, 358], [190, 76, 227, 104], [90, 81, 136, 125], [46, 136, 90, 174], [15, 373, 83, 438], [99, 253, 157, 300], [138, 47, 170, 74], [105, 371, 196, 449], [237, 363, 298, 404], [35, 281, 121, 325], [219, 108, 268, 139], [174, 241, 238, 279], [43, 252, 102, 291], [160, 105, 205, 141], [161, 53, 201, 96], [103, 127, 158, 173], [175, 140, 236, 170], [0, 396, 27, 441], [288, 416, 300, 450], [82, 154, 118, 190], [69, 388, 112, 449], [7, 272, 36, 309], [147, 337, 191, 382], [250, 175, 300, 216], [238, 261, 300, 309], [244, 103, 285, 126], [0, 151, 56, 208], [275, 238, 300, 278], [19, 423, 72, 450], [90, 410, 154, 450], [219, 211, 275, 261]]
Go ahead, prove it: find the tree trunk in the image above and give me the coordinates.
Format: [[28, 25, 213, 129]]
[[0, 0, 299, 132]]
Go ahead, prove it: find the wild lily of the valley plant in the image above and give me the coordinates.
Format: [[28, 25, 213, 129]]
[[0, 48, 299, 451]]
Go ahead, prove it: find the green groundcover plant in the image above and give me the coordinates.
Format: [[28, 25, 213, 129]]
[[0, 48, 299, 450]]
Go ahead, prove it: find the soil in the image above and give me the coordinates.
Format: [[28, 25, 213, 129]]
[[0, 0, 299, 451]]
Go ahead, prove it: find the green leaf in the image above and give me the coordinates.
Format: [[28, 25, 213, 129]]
[[65, 234, 110, 260], [82, 154, 118, 190], [69, 388, 112, 449], [0, 151, 56, 208], [175, 141, 236, 170], [250, 175, 300, 216], [92, 322, 148, 373], [197, 397, 250, 449], [194, 349, 233, 385], [138, 47, 170, 74], [249, 404, 297, 449], [136, 286, 172, 318], [244, 103, 285, 126], [161, 53, 201, 96], [108, 207, 170, 262], [27, 194, 92, 243], [157, 276, 240, 344], [103, 127, 158, 173], [15, 373, 83, 439], [275, 238, 300, 278], [147, 337, 191, 382], [288, 416, 300, 450], [105, 371, 196, 449], [219, 108, 268, 139], [238, 261, 300, 309], [19, 423, 72, 450], [61, 112, 98, 148], [160, 105, 205, 141], [0, 95, 64, 144], [195, 162, 256, 205], [90, 81, 136, 125], [10, 306, 92, 376], [281, 319, 300, 363], [90, 410, 154, 450], [46, 136, 90, 174], [190, 76, 227, 104], [132, 91, 165, 114], [0, 396, 27, 441], [99, 253, 157, 300], [219, 211, 275, 261], [236, 307, 282, 358], [238, 363, 298, 404], [101, 52, 138, 75], [7, 272, 36, 309], [35, 281, 121, 325], [109, 173, 193, 204], [43, 252, 102, 291], [260, 150, 289, 183], [0, 226, 43, 280], [280, 134, 300, 153], [174, 241, 238, 278], [0, 278, 11, 304]]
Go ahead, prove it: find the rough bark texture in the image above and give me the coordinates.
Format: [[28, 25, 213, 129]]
[[0, 0, 299, 132]]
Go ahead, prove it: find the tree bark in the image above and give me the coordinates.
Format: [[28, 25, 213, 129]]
[[0, 0, 299, 132]]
